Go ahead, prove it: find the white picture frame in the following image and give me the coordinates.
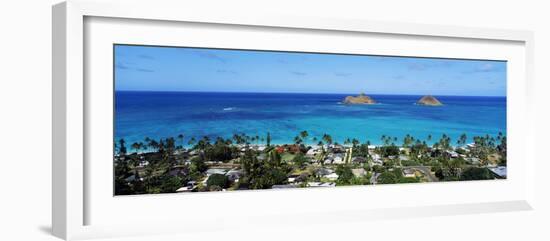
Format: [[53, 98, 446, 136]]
[[52, 0, 535, 240]]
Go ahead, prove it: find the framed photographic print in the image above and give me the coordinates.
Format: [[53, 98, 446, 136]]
[[53, 0, 535, 240], [113, 44, 508, 195]]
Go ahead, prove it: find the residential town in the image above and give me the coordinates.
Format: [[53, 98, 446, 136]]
[[114, 132, 507, 195]]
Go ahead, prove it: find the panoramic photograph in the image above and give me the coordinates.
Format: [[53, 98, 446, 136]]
[[113, 44, 507, 195]]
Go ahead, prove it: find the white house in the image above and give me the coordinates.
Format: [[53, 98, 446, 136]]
[[205, 168, 227, 176], [488, 166, 507, 178], [402, 168, 416, 178], [324, 173, 339, 181], [323, 157, 334, 165], [351, 168, 367, 177], [306, 148, 321, 157], [333, 154, 344, 164], [225, 169, 243, 182]]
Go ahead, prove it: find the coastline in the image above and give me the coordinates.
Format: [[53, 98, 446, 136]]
[[114, 130, 507, 195]]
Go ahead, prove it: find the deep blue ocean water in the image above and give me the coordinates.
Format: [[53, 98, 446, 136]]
[[115, 91, 506, 146]]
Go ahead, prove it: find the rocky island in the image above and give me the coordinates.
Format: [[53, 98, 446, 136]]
[[416, 95, 443, 106], [342, 93, 377, 104]]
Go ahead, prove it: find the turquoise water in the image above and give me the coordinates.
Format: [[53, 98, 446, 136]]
[[115, 91, 506, 146]]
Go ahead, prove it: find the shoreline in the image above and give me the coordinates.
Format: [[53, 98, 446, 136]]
[[116, 142, 480, 156]]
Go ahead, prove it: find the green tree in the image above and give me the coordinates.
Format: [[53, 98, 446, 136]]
[[177, 134, 184, 149], [377, 171, 399, 184], [460, 167, 493, 181], [294, 135, 303, 145], [188, 137, 196, 146], [131, 142, 142, 154], [300, 130, 309, 142], [207, 174, 229, 189], [457, 133, 467, 146], [241, 149, 289, 189], [322, 134, 333, 146], [351, 138, 360, 148], [160, 175, 183, 193], [335, 165, 354, 185], [378, 145, 399, 157], [118, 138, 127, 156], [293, 152, 308, 169]]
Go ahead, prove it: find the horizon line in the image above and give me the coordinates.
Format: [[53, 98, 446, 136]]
[[114, 89, 507, 98]]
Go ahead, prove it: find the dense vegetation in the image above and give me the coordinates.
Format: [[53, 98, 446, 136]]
[[114, 131, 506, 195]]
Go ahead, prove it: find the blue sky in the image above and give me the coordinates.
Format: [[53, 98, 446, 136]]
[[114, 44, 506, 96]]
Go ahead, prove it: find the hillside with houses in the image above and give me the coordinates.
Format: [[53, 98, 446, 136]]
[[114, 131, 507, 195]]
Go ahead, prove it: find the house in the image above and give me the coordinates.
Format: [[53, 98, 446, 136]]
[[324, 173, 339, 181], [257, 153, 267, 161], [333, 154, 344, 164], [488, 166, 507, 178], [176, 181, 198, 192], [287, 174, 300, 183], [205, 168, 227, 176], [446, 150, 459, 158], [398, 155, 410, 162], [287, 144, 301, 154], [138, 160, 149, 167], [316, 168, 334, 176], [465, 157, 480, 165], [225, 169, 243, 182], [402, 168, 416, 178], [352, 156, 367, 164], [176, 187, 192, 192], [168, 167, 188, 178], [351, 168, 367, 177], [307, 182, 336, 187], [323, 157, 334, 165], [371, 154, 383, 166], [399, 147, 411, 155], [371, 159, 383, 166], [331, 145, 346, 154], [370, 173, 381, 184], [306, 148, 321, 157]]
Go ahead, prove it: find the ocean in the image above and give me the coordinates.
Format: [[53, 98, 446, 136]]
[[114, 91, 506, 147]]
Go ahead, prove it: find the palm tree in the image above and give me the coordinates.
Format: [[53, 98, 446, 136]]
[[300, 130, 309, 143], [351, 138, 360, 148], [322, 134, 333, 146], [177, 134, 184, 149], [294, 135, 303, 145], [118, 138, 127, 156], [344, 138, 351, 146], [457, 133, 467, 146], [131, 142, 141, 154], [188, 137, 196, 146], [148, 139, 159, 152]]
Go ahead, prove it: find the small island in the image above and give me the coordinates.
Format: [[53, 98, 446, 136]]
[[343, 93, 377, 104], [416, 95, 443, 106]]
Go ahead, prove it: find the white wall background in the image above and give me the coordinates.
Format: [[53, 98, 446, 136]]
[[0, 0, 548, 240]]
